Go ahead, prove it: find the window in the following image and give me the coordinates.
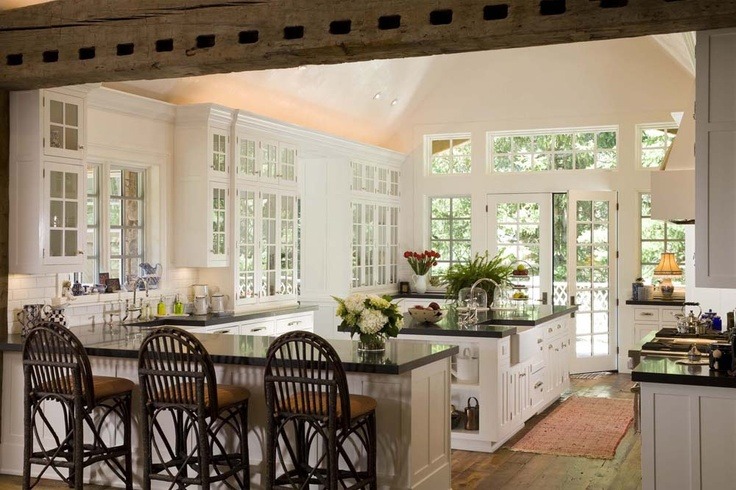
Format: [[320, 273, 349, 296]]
[[351, 202, 399, 289], [429, 196, 471, 273], [426, 135, 471, 174], [489, 127, 618, 172], [638, 123, 677, 169], [640, 193, 685, 284], [84, 164, 146, 285]]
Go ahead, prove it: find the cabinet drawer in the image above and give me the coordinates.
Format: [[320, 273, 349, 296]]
[[498, 337, 511, 362], [275, 313, 314, 334], [661, 308, 681, 325], [634, 308, 659, 322], [241, 322, 273, 336], [543, 320, 567, 341]]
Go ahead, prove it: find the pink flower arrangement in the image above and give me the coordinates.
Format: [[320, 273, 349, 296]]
[[403, 249, 440, 275]]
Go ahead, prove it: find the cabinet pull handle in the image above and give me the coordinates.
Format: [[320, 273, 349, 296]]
[[213, 330, 231, 334], [519, 372, 526, 377], [641, 312, 654, 316], [548, 327, 553, 333], [534, 381, 543, 389], [287, 321, 301, 326], [537, 338, 543, 344], [549, 344, 553, 350], [557, 324, 562, 329], [77, 250, 84, 255], [250, 327, 266, 332]]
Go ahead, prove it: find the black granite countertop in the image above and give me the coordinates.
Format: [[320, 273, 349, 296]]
[[127, 304, 318, 328], [399, 305, 577, 338], [625, 299, 685, 306], [392, 292, 446, 300], [632, 355, 736, 388], [0, 325, 457, 375]]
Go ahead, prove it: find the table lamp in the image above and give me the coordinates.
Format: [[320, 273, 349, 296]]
[[653, 252, 682, 299]]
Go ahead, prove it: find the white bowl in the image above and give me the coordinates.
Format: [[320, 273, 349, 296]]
[[408, 307, 445, 323]]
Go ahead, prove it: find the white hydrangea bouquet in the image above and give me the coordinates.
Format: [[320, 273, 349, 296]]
[[333, 293, 403, 351]]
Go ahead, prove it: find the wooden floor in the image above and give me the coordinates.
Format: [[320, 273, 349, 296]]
[[452, 372, 641, 489], [0, 373, 640, 490]]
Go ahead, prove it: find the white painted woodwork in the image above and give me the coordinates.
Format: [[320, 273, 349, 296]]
[[640, 381, 736, 490], [406, 313, 572, 453], [9, 87, 89, 274], [0, 345, 450, 489], [173, 104, 234, 268], [620, 304, 681, 374], [186, 311, 313, 336], [695, 28, 736, 288]]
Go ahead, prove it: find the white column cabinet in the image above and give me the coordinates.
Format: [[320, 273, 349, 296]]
[[695, 29, 736, 287], [9, 88, 88, 274], [173, 104, 234, 268]]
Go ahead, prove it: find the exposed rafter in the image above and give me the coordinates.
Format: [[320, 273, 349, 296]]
[[0, 0, 735, 90]]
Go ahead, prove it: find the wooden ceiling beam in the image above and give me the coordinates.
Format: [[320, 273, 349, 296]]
[[1, 0, 736, 90]]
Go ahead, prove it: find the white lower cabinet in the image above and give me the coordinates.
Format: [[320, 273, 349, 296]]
[[188, 311, 313, 336], [640, 381, 736, 489], [406, 313, 574, 452], [622, 303, 681, 372]]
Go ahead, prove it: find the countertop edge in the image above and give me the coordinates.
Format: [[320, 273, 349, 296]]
[[625, 300, 685, 306], [631, 370, 736, 389], [399, 327, 516, 338]]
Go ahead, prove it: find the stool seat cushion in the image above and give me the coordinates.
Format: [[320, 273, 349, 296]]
[[281, 393, 377, 420], [92, 376, 135, 402], [152, 382, 250, 411]]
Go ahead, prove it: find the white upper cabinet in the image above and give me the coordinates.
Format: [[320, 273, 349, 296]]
[[351, 160, 400, 197], [9, 88, 88, 273], [695, 29, 736, 287], [173, 104, 234, 268], [44, 91, 84, 159], [235, 131, 298, 186]]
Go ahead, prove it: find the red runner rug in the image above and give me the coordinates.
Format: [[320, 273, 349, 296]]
[[509, 396, 633, 459]]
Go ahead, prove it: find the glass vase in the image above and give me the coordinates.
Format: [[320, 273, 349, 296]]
[[358, 334, 386, 352]]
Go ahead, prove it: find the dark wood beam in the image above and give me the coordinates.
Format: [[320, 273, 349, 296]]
[[0, 0, 735, 90]]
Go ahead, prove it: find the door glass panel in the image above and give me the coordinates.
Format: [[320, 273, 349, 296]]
[[64, 202, 77, 227], [494, 200, 542, 300], [64, 230, 77, 257], [50, 201, 63, 228], [65, 128, 78, 150], [50, 171, 64, 198], [49, 230, 63, 257], [64, 172, 78, 199], [50, 100, 64, 124], [65, 103, 78, 126]]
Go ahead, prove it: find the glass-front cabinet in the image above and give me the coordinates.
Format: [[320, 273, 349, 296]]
[[44, 91, 84, 160], [351, 201, 399, 289], [209, 128, 230, 179], [236, 187, 298, 305], [209, 183, 229, 266], [235, 132, 298, 185], [44, 160, 85, 266]]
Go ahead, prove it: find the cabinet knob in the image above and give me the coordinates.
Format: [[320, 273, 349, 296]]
[[79, 145, 84, 150], [548, 327, 553, 333], [537, 338, 543, 344]]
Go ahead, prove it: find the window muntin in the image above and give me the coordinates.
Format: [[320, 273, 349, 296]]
[[430, 196, 472, 273], [489, 128, 618, 172], [640, 193, 685, 284], [85, 165, 146, 286], [427, 135, 471, 174], [638, 124, 677, 169]]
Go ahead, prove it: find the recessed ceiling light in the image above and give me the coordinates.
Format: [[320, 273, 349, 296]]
[[373, 92, 382, 100], [391, 98, 399, 106]]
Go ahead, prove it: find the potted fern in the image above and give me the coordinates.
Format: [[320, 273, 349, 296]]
[[439, 251, 514, 307]]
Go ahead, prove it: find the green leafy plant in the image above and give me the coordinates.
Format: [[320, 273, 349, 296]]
[[439, 251, 514, 305]]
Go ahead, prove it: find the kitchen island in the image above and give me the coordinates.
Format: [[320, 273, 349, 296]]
[[633, 355, 736, 490], [399, 305, 576, 452], [0, 326, 458, 490]]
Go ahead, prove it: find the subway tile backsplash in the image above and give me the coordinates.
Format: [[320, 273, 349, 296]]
[[7, 268, 198, 334]]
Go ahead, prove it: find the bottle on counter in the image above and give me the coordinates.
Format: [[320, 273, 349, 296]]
[[157, 298, 166, 317], [173, 294, 184, 315]]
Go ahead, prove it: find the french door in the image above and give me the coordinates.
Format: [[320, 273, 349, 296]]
[[487, 194, 552, 304], [568, 191, 618, 373]]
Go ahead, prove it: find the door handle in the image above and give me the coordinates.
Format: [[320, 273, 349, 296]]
[[542, 292, 548, 305]]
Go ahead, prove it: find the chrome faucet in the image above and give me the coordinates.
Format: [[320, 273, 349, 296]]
[[132, 277, 149, 307], [469, 277, 500, 308], [124, 277, 149, 321]]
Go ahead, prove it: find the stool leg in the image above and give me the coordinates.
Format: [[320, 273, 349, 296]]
[[141, 402, 151, 490], [22, 386, 32, 490], [240, 403, 250, 489], [124, 394, 133, 490], [368, 413, 377, 490], [198, 412, 210, 489], [73, 400, 84, 490]]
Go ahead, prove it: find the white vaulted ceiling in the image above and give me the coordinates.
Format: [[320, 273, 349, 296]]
[[1, 1, 696, 150]]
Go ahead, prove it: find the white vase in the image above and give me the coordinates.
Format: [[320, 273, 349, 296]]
[[412, 273, 428, 294]]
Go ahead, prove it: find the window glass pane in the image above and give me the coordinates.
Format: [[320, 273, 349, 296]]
[[430, 196, 472, 271], [110, 170, 122, 196], [429, 136, 472, 174]]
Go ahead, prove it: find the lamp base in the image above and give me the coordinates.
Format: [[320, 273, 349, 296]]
[[659, 278, 675, 299]]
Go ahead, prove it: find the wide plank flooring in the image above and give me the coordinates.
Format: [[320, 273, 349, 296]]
[[0, 373, 639, 490], [452, 372, 641, 490]]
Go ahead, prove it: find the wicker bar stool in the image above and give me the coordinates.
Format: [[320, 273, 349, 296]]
[[138, 326, 250, 489], [22, 322, 134, 490], [264, 331, 377, 489]]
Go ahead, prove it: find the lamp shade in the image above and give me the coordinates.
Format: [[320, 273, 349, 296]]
[[653, 252, 682, 277]]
